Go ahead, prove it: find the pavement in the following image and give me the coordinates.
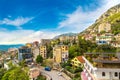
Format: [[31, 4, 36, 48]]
[[40, 67, 67, 80]]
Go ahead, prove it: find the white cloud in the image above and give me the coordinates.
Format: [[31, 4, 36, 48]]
[[0, 16, 33, 29], [58, 0, 120, 32], [0, 30, 59, 45]]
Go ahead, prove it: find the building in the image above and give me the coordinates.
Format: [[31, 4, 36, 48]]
[[33, 41, 39, 47], [81, 53, 120, 80], [83, 34, 94, 41], [32, 41, 40, 61], [96, 33, 113, 45], [18, 46, 33, 63], [29, 68, 40, 80], [71, 56, 85, 68], [7, 48, 18, 58], [114, 33, 120, 42], [26, 43, 32, 48], [53, 45, 69, 63], [33, 47, 40, 61], [111, 41, 120, 47], [40, 45, 47, 59]]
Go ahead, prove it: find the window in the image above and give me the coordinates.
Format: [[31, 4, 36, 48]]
[[102, 72, 105, 76], [115, 72, 118, 77]]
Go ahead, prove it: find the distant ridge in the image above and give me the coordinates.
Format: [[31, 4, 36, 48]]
[[0, 44, 24, 51], [54, 33, 77, 39]]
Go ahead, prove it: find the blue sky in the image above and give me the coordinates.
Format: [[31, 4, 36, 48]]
[[0, 0, 120, 44]]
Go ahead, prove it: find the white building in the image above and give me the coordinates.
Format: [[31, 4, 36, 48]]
[[96, 33, 113, 45], [82, 56, 120, 80]]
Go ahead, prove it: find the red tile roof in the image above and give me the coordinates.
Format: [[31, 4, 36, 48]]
[[76, 56, 85, 63]]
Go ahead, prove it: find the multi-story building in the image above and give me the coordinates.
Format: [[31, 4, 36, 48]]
[[18, 46, 33, 63], [53, 45, 69, 63], [32, 41, 39, 47], [40, 45, 47, 59], [32, 41, 40, 61], [32, 47, 40, 61], [81, 53, 120, 80]]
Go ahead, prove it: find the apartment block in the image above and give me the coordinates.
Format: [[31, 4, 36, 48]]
[[40, 45, 47, 59], [18, 46, 33, 63], [53, 45, 69, 63]]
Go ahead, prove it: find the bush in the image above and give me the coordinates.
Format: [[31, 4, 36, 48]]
[[74, 67, 83, 73], [36, 75, 46, 80]]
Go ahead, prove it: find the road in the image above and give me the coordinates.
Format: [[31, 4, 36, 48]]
[[40, 68, 67, 80]]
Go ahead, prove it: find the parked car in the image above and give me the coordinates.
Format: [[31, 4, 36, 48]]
[[44, 66, 51, 71]]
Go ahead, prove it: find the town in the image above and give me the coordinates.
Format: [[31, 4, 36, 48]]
[[0, 1, 120, 80], [0, 22, 120, 80]]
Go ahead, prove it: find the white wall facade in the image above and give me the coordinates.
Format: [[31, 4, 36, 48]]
[[83, 56, 120, 80]]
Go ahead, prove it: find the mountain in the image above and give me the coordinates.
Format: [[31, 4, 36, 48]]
[[81, 4, 120, 35], [0, 44, 24, 51], [53, 33, 77, 39]]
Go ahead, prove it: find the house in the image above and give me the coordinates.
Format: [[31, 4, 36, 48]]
[[111, 41, 120, 47], [81, 54, 120, 80], [114, 33, 120, 42], [53, 45, 69, 63], [71, 56, 85, 68], [4, 62, 10, 70], [29, 68, 40, 80]]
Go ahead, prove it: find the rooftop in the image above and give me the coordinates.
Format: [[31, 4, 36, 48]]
[[76, 56, 85, 63]]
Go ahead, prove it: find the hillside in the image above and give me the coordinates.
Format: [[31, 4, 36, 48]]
[[81, 4, 120, 35]]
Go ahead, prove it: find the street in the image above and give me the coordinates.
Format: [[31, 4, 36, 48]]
[[40, 68, 67, 80]]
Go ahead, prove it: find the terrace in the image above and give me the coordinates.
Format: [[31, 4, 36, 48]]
[[84, 52, 120, 68]]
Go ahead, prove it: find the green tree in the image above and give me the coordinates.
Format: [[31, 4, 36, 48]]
[[19, 60, 26, 67], [36, 75, 46, 80], [0, 68, 6, 80], [96, 44, 116, 52], [46, 44, 53, 58], [2, 67, 29, 80], [36, 55, 43, 63]]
